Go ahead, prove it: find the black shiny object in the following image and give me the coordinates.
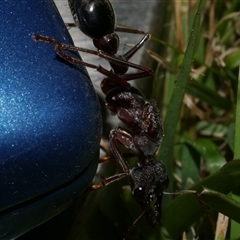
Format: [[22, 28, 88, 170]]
[[69, 0, 115, 39]]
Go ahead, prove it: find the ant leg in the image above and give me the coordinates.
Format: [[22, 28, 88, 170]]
[[33, 34, 100, 69], [33, 34, 153, 80], [92, 151, 139, 190], [91, 172, 128, 190], [92, 137, 132, 190], [98, 51, 154, 79], [100, 139, 137, 164], [115, 26, 147, 35], [114, 26, 150, 61], [109, 128, 132, 173], [109, 127, 140, 174], [33, 34, 131, 87], [124, 205, 150, 240], [116, 71, 153, 82], [60, 44, 153, 79], [55, 51, 131, 88]]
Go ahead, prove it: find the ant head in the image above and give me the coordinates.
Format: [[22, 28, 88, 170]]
[[129, 160, 169, 204], [93, 33, 119, 55]]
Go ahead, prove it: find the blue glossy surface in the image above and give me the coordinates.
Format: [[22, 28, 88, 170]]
[[0, 0, 101, 238]]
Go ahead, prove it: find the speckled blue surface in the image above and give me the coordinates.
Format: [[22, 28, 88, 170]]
[[0, 0, 101, 238]]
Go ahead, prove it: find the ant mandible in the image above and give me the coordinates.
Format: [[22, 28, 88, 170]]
[[33, 0, 169, 236]]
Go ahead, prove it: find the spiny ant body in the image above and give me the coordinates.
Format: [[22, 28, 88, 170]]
[[33, 0, 169, 235]]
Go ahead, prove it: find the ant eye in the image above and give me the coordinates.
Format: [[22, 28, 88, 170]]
[[133, 186, 146, 200]]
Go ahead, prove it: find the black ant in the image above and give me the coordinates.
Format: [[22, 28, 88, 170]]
[[33, 0, 169, 237]]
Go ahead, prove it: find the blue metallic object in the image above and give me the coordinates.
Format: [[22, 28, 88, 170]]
[[0, 0, 101, 238]]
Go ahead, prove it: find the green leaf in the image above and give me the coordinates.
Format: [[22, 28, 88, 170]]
[[199, 187, 240, 223], [161, 160, 240, 239], [180, 143, 200, 189], [224, 49, 240, 70], [230, 50, 240, 240], [185, 138, 226, 173]]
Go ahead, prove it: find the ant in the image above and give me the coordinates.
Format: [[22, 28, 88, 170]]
[[33, 0, 169, 237]]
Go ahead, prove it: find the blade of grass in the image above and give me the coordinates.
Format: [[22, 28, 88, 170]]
[[234, 64, 240, 159], [215, 213, 229, 240], [157, 0, 203, 190], [230, 64, 240, 239]]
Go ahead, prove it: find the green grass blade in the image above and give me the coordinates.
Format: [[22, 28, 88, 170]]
[[230, 63, 240, 239], [234, 65, 240, 159], [158, 1, 203, 190]]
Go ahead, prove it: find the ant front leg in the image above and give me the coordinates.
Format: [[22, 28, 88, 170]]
[[92, 138, 139, 190], [124, 205, 150, 240], [91, 131, 132, 190], [124, 194, 162, 240], [91, 172, 128, 190], [109, 127, 140, 174], [33, 34, 100, 69], [125, 188, 163, 238]]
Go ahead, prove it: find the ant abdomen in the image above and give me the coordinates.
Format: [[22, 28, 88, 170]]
[[68, 0, 116, 40]]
